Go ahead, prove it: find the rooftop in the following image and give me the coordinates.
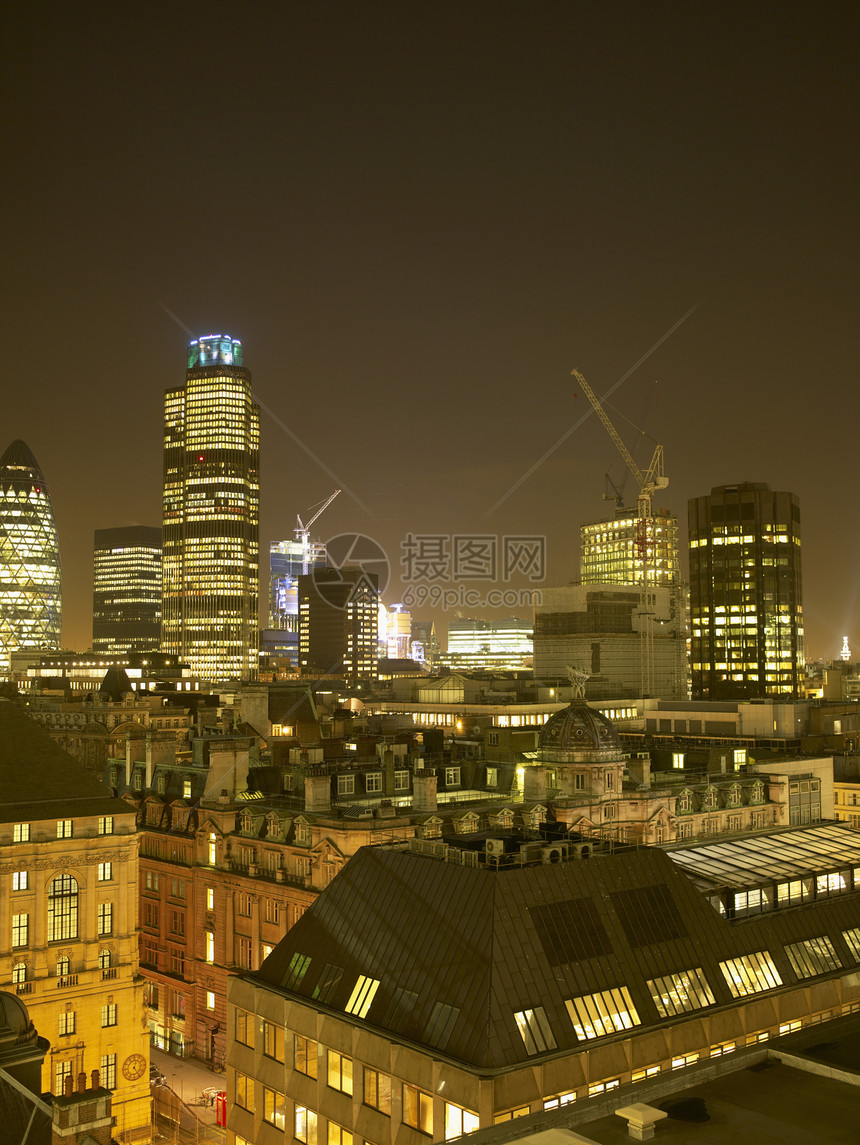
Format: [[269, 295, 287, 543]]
[[251, 834, 860, 1071]]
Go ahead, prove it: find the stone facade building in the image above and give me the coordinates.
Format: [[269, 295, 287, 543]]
[[0, 704, 150, 1143]]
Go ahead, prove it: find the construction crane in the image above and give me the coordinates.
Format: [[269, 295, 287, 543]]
[[572, 369, 669, 697], [295, 489, 341, 574]]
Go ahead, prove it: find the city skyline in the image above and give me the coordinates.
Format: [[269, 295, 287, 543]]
[[2, 5, 856, 659]]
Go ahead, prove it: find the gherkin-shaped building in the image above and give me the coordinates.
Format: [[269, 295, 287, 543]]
[[0, 440, 62, 672]]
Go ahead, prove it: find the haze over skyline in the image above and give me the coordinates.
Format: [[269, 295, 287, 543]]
[[3, 3, 857, 660]]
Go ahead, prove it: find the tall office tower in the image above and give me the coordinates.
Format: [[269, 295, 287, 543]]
[[162, 335, 260, 682], [688, 482, 804, 700], [269, 538, 327, 630], [298, 568, 379, 681], [0, 439, 62, 672], [92, 526, 162, 655], [580, 509, 680, 587]]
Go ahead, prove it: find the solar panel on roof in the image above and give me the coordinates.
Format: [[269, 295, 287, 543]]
[[530, 897, 613, 965], [610, 884, 688, 947]]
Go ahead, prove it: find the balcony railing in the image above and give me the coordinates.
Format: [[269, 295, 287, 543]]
[[57, 975, 78, 989], [102, 967, 118, 981], [15, 982, 32, 995]]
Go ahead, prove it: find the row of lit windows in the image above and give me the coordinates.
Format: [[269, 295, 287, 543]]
[[233, 1001, 860, 1143], [514, 931, 860, 1051]]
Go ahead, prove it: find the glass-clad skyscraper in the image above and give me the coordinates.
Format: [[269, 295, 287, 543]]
[[92, 525, 162, 655], [0, 439, 62, 672], [688, 482, 804, 700], [162, 335, 260, 681]]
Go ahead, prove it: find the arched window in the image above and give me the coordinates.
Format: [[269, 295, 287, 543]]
[[99, 949, 111, 969], [56, 956, 70, 978], [48, 875, 79, 942], [12, 962, 26, 984]]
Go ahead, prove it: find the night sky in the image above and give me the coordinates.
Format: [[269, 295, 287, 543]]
[[2, 3, 857, 660]]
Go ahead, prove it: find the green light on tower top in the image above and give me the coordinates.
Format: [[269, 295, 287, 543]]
[[187, 334, 244, 369]]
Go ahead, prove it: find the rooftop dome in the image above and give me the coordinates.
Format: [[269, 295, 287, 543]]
[[0, 991, 32, 1037], [537, 701, 622, 762]]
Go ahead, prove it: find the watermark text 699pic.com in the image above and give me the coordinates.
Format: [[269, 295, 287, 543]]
[[400, 533, 545, 611]]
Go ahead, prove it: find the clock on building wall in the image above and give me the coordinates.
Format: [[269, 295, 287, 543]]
[[122, 1053, 146, 1082]]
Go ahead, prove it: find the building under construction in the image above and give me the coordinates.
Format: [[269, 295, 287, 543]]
[[533, 372, 687, 699]]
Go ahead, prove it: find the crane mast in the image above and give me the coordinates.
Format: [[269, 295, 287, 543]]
[[295, 489, 341, 575], [572, 369, 669, 697]]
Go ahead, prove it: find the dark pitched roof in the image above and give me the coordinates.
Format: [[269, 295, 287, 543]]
[[98, 666, 134, 701], [268, 687, 318, 725], [0, 702, 132, 823], [253, 841, 860, 1071]]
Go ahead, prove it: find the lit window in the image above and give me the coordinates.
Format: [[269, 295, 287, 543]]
[[206, 887, 214, 910], [327, 1123, 353, 1145], [403, 1085, 433, 1136], [12, 871, 28, 891], [785, 936, 842, 979], [101, 1003, 117, 1027], [55, 1061, 72, 1095], [445, 1103, 479, 1139], [205, 931, 214, 963], [235, 1009, 254, 1047], [648, 967, 716, 1018], [100, 1054, 116, 1089], [97, 903, 113, 936], [345, 975, 380, 1018], [12, 962, 26, 985], [543, 1091, 576, 1109], [206, 991, 215, 1010], [295, 1034, 318, 1077], [363, 1067, 391, 1114], [295, 1106, 317, 1144], [719, 952, 782, 998], [513, 1007, 557, 1054], [98, 816, 114, 835], [671, 1053, 699, 1070], [565, 987, 641, 1040], [327, 1049, 353, 1095], [59, 1010, 76, 1036], [13, 824, 29, 843], [263, 1088, 286, 1131], [236, 1073, 254, 1113], [48, 876, 79, 942], [631, 1066, 661, 1083], [98, 863, 112, 881], [263, 1021, 284, 1062], [816, 871, 849, 896], [57, 820, 72, 839]]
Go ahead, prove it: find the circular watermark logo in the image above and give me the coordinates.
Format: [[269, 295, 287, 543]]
[[310, 533, 390, 609]]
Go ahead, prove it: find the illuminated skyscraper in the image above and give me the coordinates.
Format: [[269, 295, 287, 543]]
[[688, 482, 804, 700], [0, 439, 62, 672], [92, 526, 162, 655], [162, 335, 260, 682]]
